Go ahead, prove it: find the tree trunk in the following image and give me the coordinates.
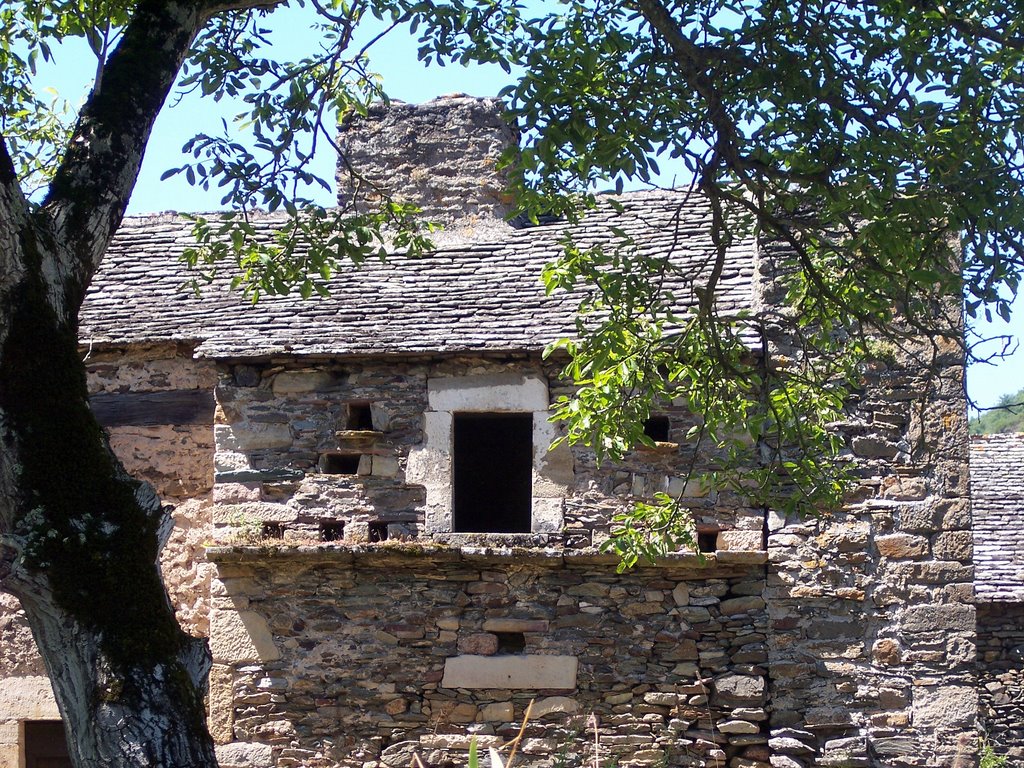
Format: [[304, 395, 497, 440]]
[[12, 571, 215, 766], [0, 0, 294, 762], [0, 247, 217, 767]]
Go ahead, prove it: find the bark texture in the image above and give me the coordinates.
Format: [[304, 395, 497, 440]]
[[0, 0, 278, 764]]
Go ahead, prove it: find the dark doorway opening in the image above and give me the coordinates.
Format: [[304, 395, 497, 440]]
[[321, 453, 361, 475], [697, 530, 718, 553], [495, 632, 527, 654], [453, 413, 533, 533], [24, 721, 71, 768]]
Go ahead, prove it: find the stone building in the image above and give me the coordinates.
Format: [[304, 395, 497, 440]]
[[0, 96, 983, 768], [972, 432, 1024, 760]]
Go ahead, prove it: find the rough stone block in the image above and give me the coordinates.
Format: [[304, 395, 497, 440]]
[[530, 696, 579, 718], [875, 533, 929, 559], [427, 373, 548, 412], [480, 702, 514, 722], [215, 422, 293, 452], [902, 604, 974, 633], [933, 530, 971, 562], [210, 609, 281, 664], [719, 596, 765, 616], [372, 455, 401, 477], [0, 676, 59, 720], [712, 674, 766, 706], [441, 655, 577, 690], [213, 482, 262, 504], [271, 371, 335, 395], [208, 664, 235, 745], [531, 498, 564, 533], [216, 741, 274, 768], [913, 684, 977, 730], [672, 582, 690, 606], [458, 633, 499, 656], [718, 530, 764, 552]]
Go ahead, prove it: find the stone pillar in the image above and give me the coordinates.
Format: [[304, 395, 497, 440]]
[[755, 236, 977, 767]]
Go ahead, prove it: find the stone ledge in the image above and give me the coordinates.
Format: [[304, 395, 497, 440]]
[[205, 542, 766, 573]]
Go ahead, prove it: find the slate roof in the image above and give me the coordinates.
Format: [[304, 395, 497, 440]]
[[972, 433, 1024, 602], [79, 190, 758, 359]]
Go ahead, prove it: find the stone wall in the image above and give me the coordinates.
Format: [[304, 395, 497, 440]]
[[206, 546, 769, 768], [977, 603, 1024, 761], [210, 357, 764, 555], [758, 241, 976, 765]]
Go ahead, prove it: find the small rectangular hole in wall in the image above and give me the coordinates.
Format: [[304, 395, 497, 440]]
[[697, 530, 718, 553], [495, 632, 526, 654], [261, 522, 285, 539], [347, 402, 374, 430], [643, 416, 671, 443], [319, 521, 345, 542], [321, 453, 362, 475], [368, 522, 389, 542]]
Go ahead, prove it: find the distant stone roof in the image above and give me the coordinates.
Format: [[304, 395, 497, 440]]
[[972, 433, 1024, 602], [79, 190, 758, 359]]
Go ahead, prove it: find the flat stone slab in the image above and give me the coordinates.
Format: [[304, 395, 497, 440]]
[[442, 655, 578, 690]]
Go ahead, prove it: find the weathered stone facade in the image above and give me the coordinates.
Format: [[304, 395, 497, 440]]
[[337, 96, 519, 230], [208, 358, 763, 553], [208, 548, 768, 768], [972, 433, 1024, 760], [0, 96, 995, 768], [976, 603, 1024, 761]]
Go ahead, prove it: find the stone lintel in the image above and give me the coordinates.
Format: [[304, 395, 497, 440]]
[[442, 655, 578, 690]]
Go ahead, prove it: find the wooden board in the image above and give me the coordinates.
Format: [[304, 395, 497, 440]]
[[89, 389, 215, 427]]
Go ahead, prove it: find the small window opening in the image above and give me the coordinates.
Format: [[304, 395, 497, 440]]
[[321, 453, 361, 475], [697, 531, 718, 553], [348, 402, 374, 431], [24, 721, 71, 768], [495, 632, 526, 654], [319, 521, 345, 542], [643, 416, 671, 443], [453, 413, 533, 533], [368, 522, 389, 542], [261, 522, 285, 539]]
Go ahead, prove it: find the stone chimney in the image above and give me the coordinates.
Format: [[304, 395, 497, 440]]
[[337, 95, 519, 228]]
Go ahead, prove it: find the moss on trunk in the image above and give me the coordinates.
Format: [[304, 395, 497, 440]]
[[0, 263, 187, 671]]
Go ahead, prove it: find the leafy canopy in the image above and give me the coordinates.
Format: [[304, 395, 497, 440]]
[[5, 0, 1023, 564], [406, 0, 1024, 561]]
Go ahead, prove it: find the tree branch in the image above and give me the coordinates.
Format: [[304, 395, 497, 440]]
[[38, 0, 206, 314], [36, 0, 285, 318], [0, 134, 31, 302]]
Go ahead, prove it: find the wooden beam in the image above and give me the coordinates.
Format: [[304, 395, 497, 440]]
[[89, 389, 215, 427]]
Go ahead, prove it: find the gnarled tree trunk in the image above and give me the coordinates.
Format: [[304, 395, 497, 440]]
[[0, 0, 280, 764]]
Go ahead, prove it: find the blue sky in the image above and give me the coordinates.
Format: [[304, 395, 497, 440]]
[[37, 7, 1023, 411]]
